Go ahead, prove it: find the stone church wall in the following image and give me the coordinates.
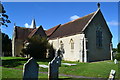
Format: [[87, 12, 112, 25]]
[[85, 10, 112, 62], [49, 34, 85, 62]]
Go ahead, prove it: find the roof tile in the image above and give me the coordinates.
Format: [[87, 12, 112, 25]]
[[47, 12, 95, 39]]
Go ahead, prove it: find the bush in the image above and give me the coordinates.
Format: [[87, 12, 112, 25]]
[[114, 53, 120, 61], [21, 35, 50, 59]]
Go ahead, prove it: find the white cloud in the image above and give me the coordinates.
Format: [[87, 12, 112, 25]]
[[44, 28, 47, 30], [24, 23, 40, 28], [70, 15, 80, 21], [24, 23, 31, 28], [107, 21, 119, 26]]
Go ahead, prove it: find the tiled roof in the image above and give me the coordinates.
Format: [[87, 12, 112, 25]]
[[15, 26, 47, 41], [45, 24, 61, 37], [46, 12, 95, 39], [15, 26, 34, 41], [28, 28, 38, 38]]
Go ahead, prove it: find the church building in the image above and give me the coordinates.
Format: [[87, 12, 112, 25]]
[[12, 3, 113, 62]]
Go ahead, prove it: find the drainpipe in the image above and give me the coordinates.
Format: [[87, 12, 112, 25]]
[[84, 37, 87, 62], [110, 43, 113, 60]]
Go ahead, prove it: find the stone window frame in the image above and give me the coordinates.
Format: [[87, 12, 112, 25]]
[[60, 41, 64, 50], [96, 25, 102, 48], [70, 39, 74, 50]]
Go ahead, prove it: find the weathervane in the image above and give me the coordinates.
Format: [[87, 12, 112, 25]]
[[97, 3, 100, 8]]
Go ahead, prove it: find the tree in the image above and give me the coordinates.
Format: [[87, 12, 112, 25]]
[[0, 2, 11, 27], [112, 48, 117, 53], [114, 43, 120, 61], [2, 33, 12, 56], [21, 35, 51, 59], [117, 43, 120, 53]]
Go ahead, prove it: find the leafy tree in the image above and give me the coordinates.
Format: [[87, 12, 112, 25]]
[[114, 43, 120, 61], [114, 53, 120, 61], [117, 43, 120, 53], [0, 2, 11, 27], [21, 35, 51, 59], [112, 48, 117, 53], [2, 33, 12, 56], [47, 45, 55, 60]]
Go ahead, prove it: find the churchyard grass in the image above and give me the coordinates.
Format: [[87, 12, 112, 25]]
[[1, 57, 119, 79], [60, 60, 119, 78], [1, 67, 70, 79]]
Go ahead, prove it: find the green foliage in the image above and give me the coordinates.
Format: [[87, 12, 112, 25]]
[[112, 48, 117, 53], [113, 43, 120, 60], [117, 43, 120, 53], [114, 53, 120, 61], [21, 35, 51, 59], [0, 3, 11, 27], [47, 45, 55, 60], [2, 33, 12, 56]]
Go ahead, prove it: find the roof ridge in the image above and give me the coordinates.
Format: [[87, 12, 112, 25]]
[[61, 11, 96, 27], [82, 8, 100, 31], [46, 24, 61, 36], [28, 28, 38, 38], [15, 26, 35, 30], [48, 24, 61, 37], [48, 10, 98, 39]]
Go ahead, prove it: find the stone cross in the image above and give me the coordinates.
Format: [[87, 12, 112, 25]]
[[23, 57, 39, 80], [108, 69, 116, 80], [48, 56, 61, 80]]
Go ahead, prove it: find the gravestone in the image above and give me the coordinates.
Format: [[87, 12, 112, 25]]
[[48, 56, 62, 80], [23, 57, 39, 80], [114, 59, 118, 64], [108, 69, 116, 80]]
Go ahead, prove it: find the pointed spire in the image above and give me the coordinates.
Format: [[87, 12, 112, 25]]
[[97, 3, 100, 9], [31, 19, 36, 29]]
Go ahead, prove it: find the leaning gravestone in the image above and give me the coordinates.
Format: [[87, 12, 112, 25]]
[[23, 57, 39, 80], [48, 56, 61, 80], [108, 69, 116, 80]]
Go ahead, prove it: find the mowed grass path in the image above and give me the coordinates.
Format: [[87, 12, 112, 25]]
[[1, 57, 120, 79]]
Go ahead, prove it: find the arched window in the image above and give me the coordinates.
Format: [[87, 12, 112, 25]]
[[96, 25, 102, 47], [70, 39, 74, 49], [60, 41, 64, 49]]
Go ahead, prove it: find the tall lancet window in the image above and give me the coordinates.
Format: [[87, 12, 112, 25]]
[[70, 39, 74, 49], [96, 25, 102, 47], [60, 41, 64, 49]]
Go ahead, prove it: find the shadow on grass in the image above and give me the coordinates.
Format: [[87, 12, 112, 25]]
[[36, 59, 51, 62], [2, 58, 52, 68], [2, 58, 28, 68]]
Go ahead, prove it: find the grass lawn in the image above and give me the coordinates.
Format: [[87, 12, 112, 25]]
[[60, 60, 119, 78], [1, 66, 49, 79], [1, 57, 120, 79], [0, 67, 70, 79]]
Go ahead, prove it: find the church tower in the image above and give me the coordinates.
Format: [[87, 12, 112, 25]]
[[30, 19, 36, 29]]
